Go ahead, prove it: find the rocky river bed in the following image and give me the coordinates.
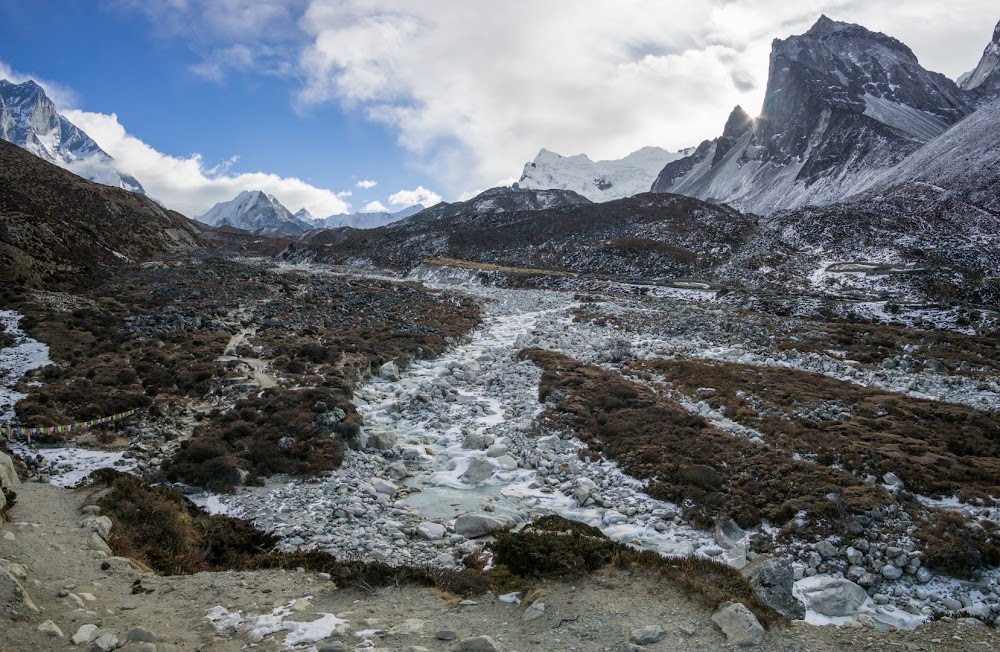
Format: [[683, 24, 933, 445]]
[[5, 264, 1000, 631]]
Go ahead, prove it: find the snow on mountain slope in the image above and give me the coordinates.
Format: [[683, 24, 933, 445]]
[[314, 205, 423, 230], [197, 191, 310, 235], [0, 79, 144, 194], [650, 16, 969, 215], [517, 146, 692, 201], [866, 98, 1000, 210], [961, 20, 1000, 104]]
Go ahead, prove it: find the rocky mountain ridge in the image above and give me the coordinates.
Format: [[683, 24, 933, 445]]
[[0, 139, 200, 289], [651, 15, 971, 214], [0, 79, 144, 194]]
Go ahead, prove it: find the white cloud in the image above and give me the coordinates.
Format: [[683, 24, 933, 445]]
[[292, 0, 998, 195], [115, 1, 1000, 199], [62, 109, 352, 217], [356, 178, 378, 188], [361, 200, 389, 212], [0, 60, 80, 109], [388, 186, 442, 207]]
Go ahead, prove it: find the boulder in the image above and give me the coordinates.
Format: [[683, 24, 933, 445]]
[[416, 522, 446, 540], [367, 430, 397, 450], [629, 624, 665, 645], [72, 624, 101, 645], [795, 577, 868, 617], [0, 451, 18, 489], [378, 361, 401, 381], [454, 514, 506, 538], [459, 635, 502, 651], [711, 602, 764, 646], [741, 555, 804, 619], [460, 458, 494, 485]]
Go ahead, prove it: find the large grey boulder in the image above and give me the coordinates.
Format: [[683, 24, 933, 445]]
[[454, 514, 506, 538], [740, 555, 805, 619], [460, 458, 495, 484], [367, 430, 397, 450], [378, 361, 401, 381], [459, 635, 502, 651], [796, 577, 868, 617], [711, 602, 764, 647]]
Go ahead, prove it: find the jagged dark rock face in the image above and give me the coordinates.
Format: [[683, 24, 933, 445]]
[[0, 79, 145, 193], [651, 140, 715, 193], [712, 106, 753, 166], [961, 20, 1000, 105], [651, 16, 972, 214]]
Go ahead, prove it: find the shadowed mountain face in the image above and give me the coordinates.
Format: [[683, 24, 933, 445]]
[[652, 16, 972, 215], [300, 188, 753, 281], [0, 139, 201, 289], [0, 79, 144, 194], [961, 20, 1000, 104]]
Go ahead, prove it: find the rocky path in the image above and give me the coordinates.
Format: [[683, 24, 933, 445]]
[[3, 479, 999, 651]]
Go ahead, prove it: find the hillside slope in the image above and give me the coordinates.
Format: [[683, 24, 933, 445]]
[[0, 140, 201, 289]]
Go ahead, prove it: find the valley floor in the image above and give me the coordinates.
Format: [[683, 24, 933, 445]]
[[2, 480, 998, 652], [2, 254, 999, 650]]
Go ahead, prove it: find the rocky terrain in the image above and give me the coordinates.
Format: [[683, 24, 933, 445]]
[[0, 139, 201, 290]]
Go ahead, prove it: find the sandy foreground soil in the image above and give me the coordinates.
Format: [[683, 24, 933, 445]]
[[2, 480, 999, 652]]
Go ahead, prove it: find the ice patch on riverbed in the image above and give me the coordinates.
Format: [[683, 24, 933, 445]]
[[7, 442, 137, 487], [0, 310, 52, 424]]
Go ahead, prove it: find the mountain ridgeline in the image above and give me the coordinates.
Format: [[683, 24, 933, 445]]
[[0, 79, 144, 194]]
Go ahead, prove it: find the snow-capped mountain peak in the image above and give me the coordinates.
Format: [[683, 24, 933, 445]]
[[197, 190, 310, 235], [293, 207, 315, 222], [517, 145, 692, 202], [0, 78, 144, 194], [650, 16, 971, 214]]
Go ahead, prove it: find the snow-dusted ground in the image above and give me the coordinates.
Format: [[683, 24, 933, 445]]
[[5, 266, 999, 629], [0, 310, 52, 424]]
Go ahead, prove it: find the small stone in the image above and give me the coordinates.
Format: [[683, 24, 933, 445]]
[[711, 602, 765, 647], [815, 540, 838, 558], [416, 522, 446, 540], [38, 619, 64, 637], [629, 625, 665, 645], [72, 624, 101, 645], [126, 627, 157, 643], [324, 641, 347, 652], [388, 618, 425, 636], [318, 644, 348, 652], [436, 629, 457, 640], [120, 602, 138, 610], [881, 564, 903, 580], [91, 632, 120, 652], [621, 644, 645, 652], [459, 635, 502, 651], [523, 601, 546, 622]]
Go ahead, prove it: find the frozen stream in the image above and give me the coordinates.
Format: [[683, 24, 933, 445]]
[[216, 284, 726, 567]]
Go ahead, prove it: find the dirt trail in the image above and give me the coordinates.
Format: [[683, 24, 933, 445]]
[[3, 481, 999, 651]]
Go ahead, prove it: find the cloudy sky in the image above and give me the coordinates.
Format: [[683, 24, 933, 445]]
[[0, 0, 996, 216]]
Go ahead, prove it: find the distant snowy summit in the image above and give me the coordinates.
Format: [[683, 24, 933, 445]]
[[312, 205, 424, 230], [199, 192, 426, 235], [0, 79, 144, 193], [516, 146, 692, 202], [198, 190, 310, 235]]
